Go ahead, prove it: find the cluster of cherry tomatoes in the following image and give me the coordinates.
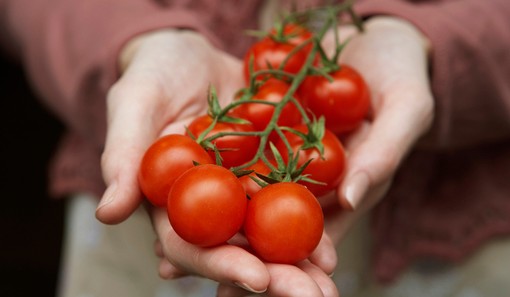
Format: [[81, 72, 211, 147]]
[[138, 8, 370, 265]]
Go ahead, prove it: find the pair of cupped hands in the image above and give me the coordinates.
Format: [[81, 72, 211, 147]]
[[95, 16, 434, 297]]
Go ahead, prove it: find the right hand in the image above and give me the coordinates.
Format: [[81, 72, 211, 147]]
[[95, 28, 270, 290], [96, 29, 243, 224]]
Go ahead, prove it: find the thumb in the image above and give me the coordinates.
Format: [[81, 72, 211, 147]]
[[339, 85, 433, 210], [96, 78, 165, 224]]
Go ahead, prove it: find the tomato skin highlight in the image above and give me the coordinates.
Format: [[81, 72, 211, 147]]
[[138, 134, 213, 207], [276, 125, 346, 197], [298, 64, 371, 135], [186, 114, 259, 168], [168, 164, 248, 247], [244, 182, 324, 264]]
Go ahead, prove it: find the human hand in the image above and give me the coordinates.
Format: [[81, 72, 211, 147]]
[[322, 16, 435, 244], [212, 16, 435, 295], [96, 29, 243, 223], [96, 29, 339, 296], [153, 207, 340, 296]]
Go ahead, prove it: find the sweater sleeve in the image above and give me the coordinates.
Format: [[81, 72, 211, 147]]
[[354, 0, 510, 150], [0, 0, 224, 148]]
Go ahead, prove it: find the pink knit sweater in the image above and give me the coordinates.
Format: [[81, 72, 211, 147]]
[[1, 0, 509, 283]]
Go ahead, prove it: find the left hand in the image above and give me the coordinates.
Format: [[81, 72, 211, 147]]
[[324, 16, 435, 245]]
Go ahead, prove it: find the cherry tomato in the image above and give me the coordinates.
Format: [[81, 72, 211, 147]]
[[233, 79, 302, 139], [276, 124, 346, 197], [167, 164, 248, 247], [138, 134, 213, 207], [187, 114, 259, 168], [297, 64, 371, 135], [238, 159, 272, 198], [244, 182, 324, 264], [243, 23, 314, 82], [269, 22, 314, 47]]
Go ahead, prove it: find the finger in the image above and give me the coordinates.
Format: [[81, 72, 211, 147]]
[[216, 285, 251, 297], [154, 239, 164, 258], [257, 263, 325, 297], [96, 77, 167, 224], [217, 263, 329, 297], [296, 261, 339, 297], [339, 85, 433, 210], [340, 121, 371, 154], [158, 258, 188, 279], [152, 208, 270, 293], [308, 231, 337, 276]]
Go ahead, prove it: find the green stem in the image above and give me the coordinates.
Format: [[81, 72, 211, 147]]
[[216, 99, 278, 119], [195, 116, 218, 143], [249, 69, 295, 87], [203, 130, 264, 143], [198, 3, 365, 179], [277, 38, 314, 73], [289, 96, 311, 126], [232, 44, 319, 172], [347, 5, 365, 33]]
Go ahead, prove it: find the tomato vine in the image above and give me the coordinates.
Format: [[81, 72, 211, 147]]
[[192, 1, 365, 186], [139, 2, 369, 258]]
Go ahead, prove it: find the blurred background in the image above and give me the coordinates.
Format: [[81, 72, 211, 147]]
[[1, 55, 66, 297]]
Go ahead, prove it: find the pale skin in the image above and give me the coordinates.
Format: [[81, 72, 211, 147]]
[[95, 15, 434, 297]]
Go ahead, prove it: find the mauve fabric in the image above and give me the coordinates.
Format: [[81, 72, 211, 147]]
[[1, 0, 509, 283]]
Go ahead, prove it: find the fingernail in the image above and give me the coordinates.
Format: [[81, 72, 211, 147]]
[[97, 181, 117, 210], [343, 171, 370, 210], [233, 282, 267, 294]]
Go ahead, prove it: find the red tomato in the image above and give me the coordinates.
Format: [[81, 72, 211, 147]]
[[138, 134, 213, 207], [244, 182, 324, 264], [167, 164, 248, 247], [238, 159, 272, 198], [276, 125, 346, 197], [269, 23, 314, 47], [297, 64, 371, 135], [187, 114, 259, 168], [233, 79, 302, 139], [243, 23, 314, 82]]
